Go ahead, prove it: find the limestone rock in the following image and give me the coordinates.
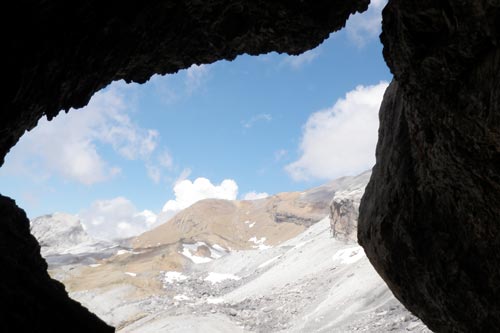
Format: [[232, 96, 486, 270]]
[[329, 170, 371, 242]]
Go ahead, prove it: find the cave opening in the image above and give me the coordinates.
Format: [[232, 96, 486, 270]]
[[0, 3, 408, 330], [3, 0, 498, 331]]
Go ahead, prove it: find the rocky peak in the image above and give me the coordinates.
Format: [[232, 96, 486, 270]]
[[328, 170, 371, 242]]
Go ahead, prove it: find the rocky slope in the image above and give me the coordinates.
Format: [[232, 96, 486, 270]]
[[52, 217, 431, 332], [133, 172, 371, 252], [39, 173, 428, 332]]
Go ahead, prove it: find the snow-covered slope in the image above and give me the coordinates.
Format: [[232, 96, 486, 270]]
[[54, 216, 430, 332]]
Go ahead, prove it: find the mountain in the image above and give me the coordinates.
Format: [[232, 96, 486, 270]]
[[59, 217, 430, 332], [132, 172, 372, 252], [36, 172, 431, 332], [30, 212, 118, 266]]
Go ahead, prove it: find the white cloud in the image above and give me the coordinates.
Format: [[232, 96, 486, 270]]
[[243, 192, 269, 200], [282, 49, 320, 69], [345, 0, 387, 47], [185, 64, 210, 93], [156, 177, 238, 224], [79, 197, 157, 240], [242, 113, 272, 129], [286, 81, 389, 181], [2, 83, 172, 185]]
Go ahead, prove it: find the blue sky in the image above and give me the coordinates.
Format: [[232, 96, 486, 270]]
[[0, 1, 391, 239]]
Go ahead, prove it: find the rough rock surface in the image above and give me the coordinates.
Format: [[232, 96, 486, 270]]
[[31, 213, 93, 255], [0, 195, 113, 332], [358, 1, 500, 332], [329, 170, 370, 241]]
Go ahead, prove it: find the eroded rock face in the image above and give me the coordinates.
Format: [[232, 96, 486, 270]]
[[329, 171, 371, 242], [330, 199, 358, 241], [0, 195, 113, 332], [358, 1, 500, 332]]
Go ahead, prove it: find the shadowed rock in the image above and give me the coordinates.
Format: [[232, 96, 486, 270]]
[[0, 195, 113, 332], [358, 1, 500, 332]]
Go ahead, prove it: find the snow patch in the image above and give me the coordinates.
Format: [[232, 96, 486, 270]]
[[180, 242, 213, 264], [244, 220, 256, 228], [212, 244, 227, 252], [249, 236, 272, 250], [124, 272, 136, 277], [206, 297, 225, 304], [162, 271, 188, 284], [332, 246, 365, 264], [89, 264, 101, 268], [204, 272, 241, 284]]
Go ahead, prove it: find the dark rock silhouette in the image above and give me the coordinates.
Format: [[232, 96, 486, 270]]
[[358, 1, 500, 332], [0, 195, 113, 332]]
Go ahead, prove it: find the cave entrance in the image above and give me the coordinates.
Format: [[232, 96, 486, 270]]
[[0, 3, 395, 330]]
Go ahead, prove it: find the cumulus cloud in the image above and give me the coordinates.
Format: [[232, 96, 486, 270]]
[[79, 197, 157, 240], [286, 81, 389, 181], [242, 191, 269, 200], [156, 177, 238, 224], [282, 49, 320, 69], [242, 113, 272, 129], [345, 0, 387, 47], [2, 83, 171, 185]]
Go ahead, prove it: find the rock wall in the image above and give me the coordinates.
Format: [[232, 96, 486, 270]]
[[330, 199, 358, 241], [358, 1, 500, 332], [328, 171, 371, 242]]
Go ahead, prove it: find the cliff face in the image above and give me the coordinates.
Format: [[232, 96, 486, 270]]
[[328, 171, 371, 242], [358, 1, 500, 332]]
